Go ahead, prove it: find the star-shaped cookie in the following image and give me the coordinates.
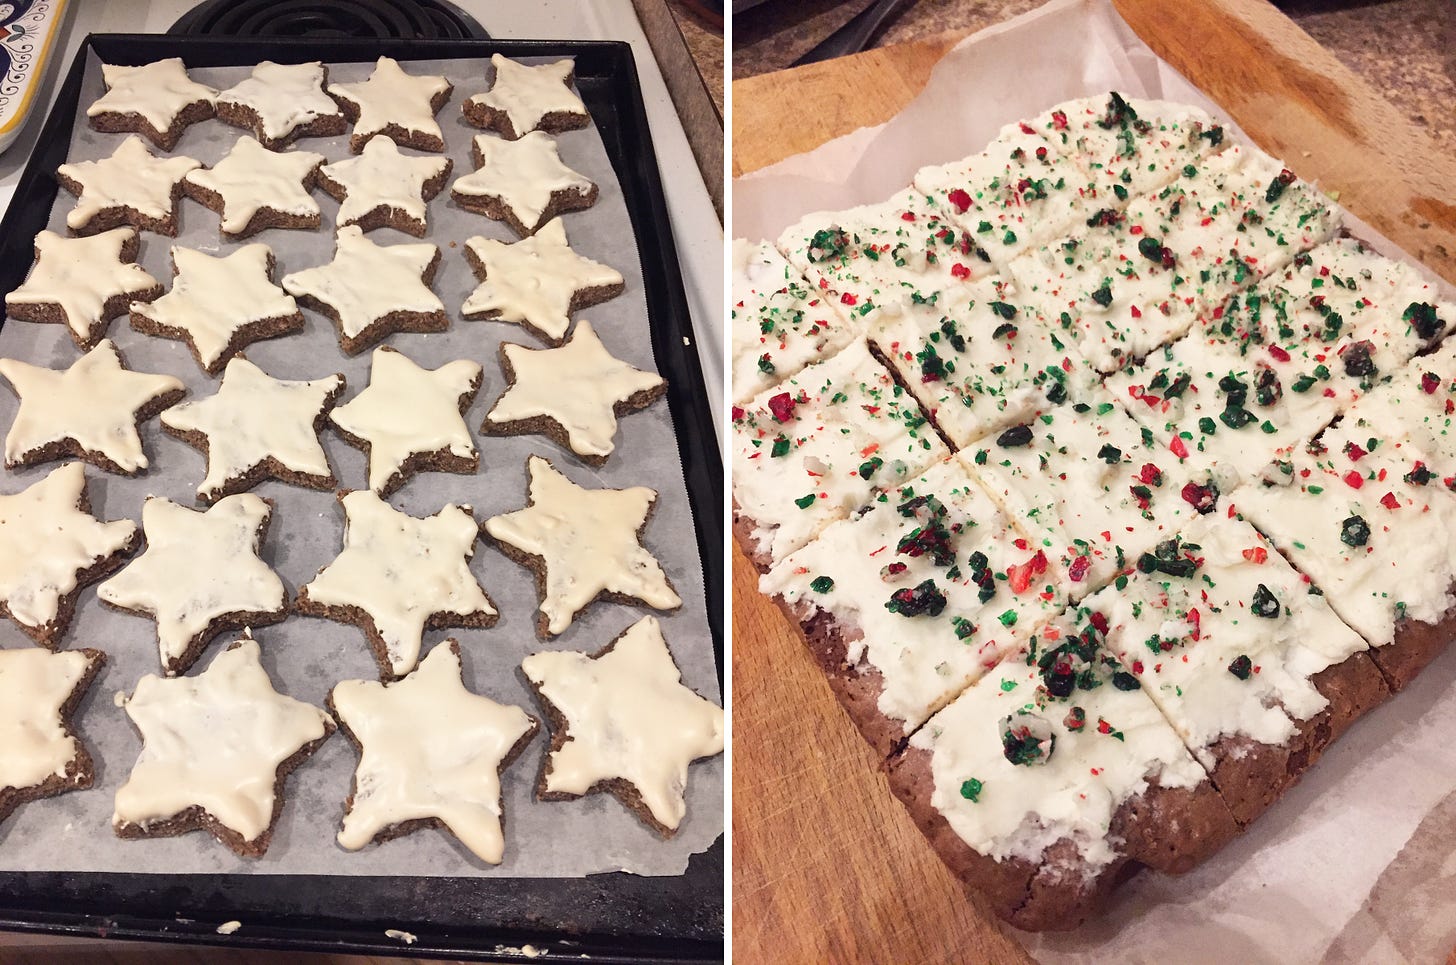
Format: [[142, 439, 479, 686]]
[[450, 131, 598, 237], [0, 463, 139, 646], [318, 136, 453, 237], [521, 616, 723, 836], [4, 228, 163, 349], [297, 491, 499, 680], [98, 494, 287, 676], [182, 136, 325, 239], [56, 135, 202, 237], [281, 226, 448, 354], [330, 639, 535, 863], [461, 217, 624, 344], [327, 346, 482, 497], [215, 60, 348, 151], [484, 456, 682, 636], [463, 55, 589, 140], [327, 56, 454, 153], [113, 638, 334, 857], [485, 321, 665, 465], [130, 244, 305, 375], [0, 338, 186, 474], [86, 58, 217, 151], [0, 647, 106, 825], [161, 357, 345, 504]]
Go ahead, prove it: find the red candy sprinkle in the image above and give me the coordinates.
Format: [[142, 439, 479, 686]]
[[1344, 441, 1367, 461], [1051, 110, 1068, 130], [1241, 547, 1268, 564], [1019, 122, 1036, 135], [1344, 470, 1364, 489], [1007, 551, 1048, 593], [840, 292, 858, 306], [767, 392, 796, 423], [1268, 345, 1291, 362], [1169, 437, 1189, 460], [1138, 463, 1163, 485], [1068, 555, 1091, 582], [1380, 491, 1400, 510], [1130, 305, 1143, 319], [1090, 611, 1110, 634], [1422, 372, 1441, 394], [1187, 608, 1201, 640], [951, 263, 971, 279], [1181, 481, 1217, 513], [900, 211, 916, 221], [946, 188, 972, 213], [731, 405, 744, 422]]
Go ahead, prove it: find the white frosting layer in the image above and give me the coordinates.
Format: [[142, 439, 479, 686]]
[[320, 136, 451, 232], [487, 320, 664, 459], [1348, 330, 1456, 475], [160, 357, 343, 502], [485, 456, 682, 635], [131, 243, 300, 372], [0, 647, 97, 792], [520, 616, 723, 831], [97, 494, 286, 673], [113, 640, 331, 844], [87, 58, 217, 133], [462, 217, 624, 342], [6, 228, 160, 344], [332, 641, 534, 861], [0, 338, 184, 473], [184, 136, 323, 235], [0, 464, 137, 631], [469, 55, 587, 138], [452, 131, 596, 235], [302, 491, 497, 677], [328, 56, 451, 150], [327, 346, 480, 495], [282, 225, 443, 343], [57, 135, 201, 233], [217, 61, 343, 143]]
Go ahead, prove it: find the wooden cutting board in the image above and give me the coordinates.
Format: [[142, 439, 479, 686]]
[[730, 2, 1456, 962]]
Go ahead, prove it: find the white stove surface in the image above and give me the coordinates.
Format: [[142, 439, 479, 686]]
[[0, 0, 725, 439]]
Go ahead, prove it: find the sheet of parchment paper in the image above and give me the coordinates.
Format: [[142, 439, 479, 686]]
[[734, 0, 1456, 958], [0, 51, 722, 879]]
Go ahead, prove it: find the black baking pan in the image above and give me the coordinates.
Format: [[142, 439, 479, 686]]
[[0, 34, 723, 964]]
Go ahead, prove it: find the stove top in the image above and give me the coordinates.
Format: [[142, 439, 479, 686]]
[[168, 0, 489, 39]]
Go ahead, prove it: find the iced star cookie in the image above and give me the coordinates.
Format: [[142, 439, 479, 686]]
[[4, 228, 163, 349], [0, 463, 139, 647], [327, 56, 453, 153], [281, 225, 448, 354], [215, 61, 348, 150], [461, 217, 624, 344], [56, 135, 202, 237], [484, 320, 665, 465], [113, 638, 334, 857], [463, 55, 590, 140], [328, 346, 481, 497], [485, 456, 683, 637], [97, 494, 287, 676], [86, 58, 217, 151], [297, 491, 499, 680], [330, 639, 537, 862], [182, 136, 325, 239], [0, 647, 106, 826], [318, 136, 453, 237], [451, 131, 598, 237], [129, 244, 305, 375], [0, 339, 186, 474], [521, 616, 723, 836], [160, 358, 345, 503]]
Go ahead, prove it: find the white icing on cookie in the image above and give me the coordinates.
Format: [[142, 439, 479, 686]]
[[320, 136, 451, 233], [5, 228, 160, 346], [184, 136, 324, 236], [160, 357, 343, 503], [0, 648, 98, 794], [0, 338, 185, 473], [468, 55, 587, 138], [130, 244, 301, 374], [301, 492, 498, 678], [487, 320, 664, 460], [216, 61, 344, 144], [113, 640, 332, 845], [462, 217, 624, 343], [57, 135, 201, 234], [0, 464, 137, 635], [281, 225, 444, 347], [452, 131, 595, 234], [87, 58, 217, 136], [97, 494, 287, 674], [332, 641, 533, 861], [328, 347, 480, 496], [520, 616, 723, 832], [327, 56, 452, 151], [485, 456, 682, 635]]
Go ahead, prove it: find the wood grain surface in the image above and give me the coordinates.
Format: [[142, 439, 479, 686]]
[[730, 1, 1456, 962]]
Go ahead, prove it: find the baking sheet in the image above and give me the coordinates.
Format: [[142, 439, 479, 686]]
[[0, 52, 722, 879], [733, 0, 1456, 959]]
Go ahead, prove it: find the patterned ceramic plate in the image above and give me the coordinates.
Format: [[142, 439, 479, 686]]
[[0, 0, 68, 155]]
